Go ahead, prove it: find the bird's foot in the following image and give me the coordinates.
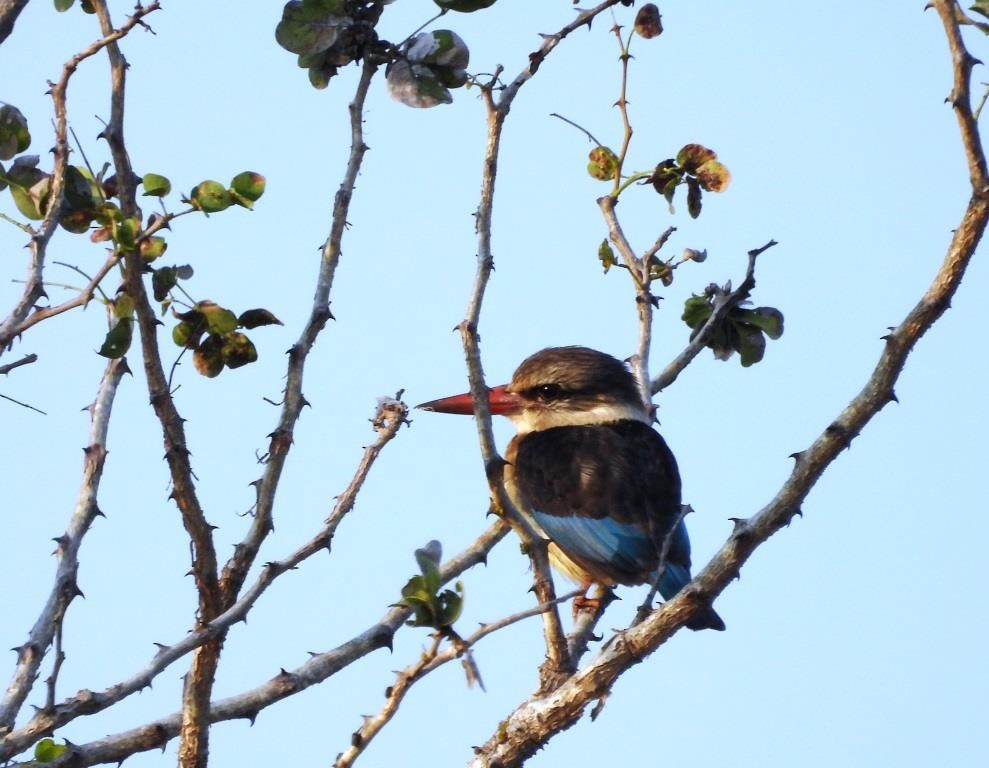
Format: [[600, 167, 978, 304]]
[[572, 593, 602, 617]]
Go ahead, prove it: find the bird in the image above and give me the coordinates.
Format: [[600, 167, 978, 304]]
[[417, 345, 724, 631]]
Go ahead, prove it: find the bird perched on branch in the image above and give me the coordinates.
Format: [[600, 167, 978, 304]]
[[417, 346, 724, 631]]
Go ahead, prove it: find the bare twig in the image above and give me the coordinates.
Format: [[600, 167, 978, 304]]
[[0, 392, 46, 413], [548, 112, 604, 146], [0, 352, 37, 375]]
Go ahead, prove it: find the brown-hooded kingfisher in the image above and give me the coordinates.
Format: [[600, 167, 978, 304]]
[[417, 346, 724, 631]]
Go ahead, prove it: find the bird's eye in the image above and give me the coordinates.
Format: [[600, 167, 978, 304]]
[[533, 383, 564, 401]]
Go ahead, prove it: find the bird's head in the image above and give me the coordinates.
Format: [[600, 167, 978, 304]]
[[416, 346, 649, 433]]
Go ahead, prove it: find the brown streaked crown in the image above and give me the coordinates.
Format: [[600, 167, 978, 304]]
[[506, 347, 647, 429]]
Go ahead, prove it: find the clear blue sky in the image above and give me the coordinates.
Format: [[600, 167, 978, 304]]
[[2, 2, 986, 766]]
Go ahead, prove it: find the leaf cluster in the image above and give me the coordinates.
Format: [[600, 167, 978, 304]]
[[648, 144, 731, 219], [171, 302, 282, 378], [682, 293, 784, 367], [396, 541, 465, 630], [275, 0, 496, 105]]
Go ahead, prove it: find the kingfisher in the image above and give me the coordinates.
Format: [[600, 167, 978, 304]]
[[417, 346, 724, 631]]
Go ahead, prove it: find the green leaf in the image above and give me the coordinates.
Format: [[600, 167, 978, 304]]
[[733, 322, 766, 367], [114, 216, 141, 250], [53, 0, 75, 11], [307, 57, 336, 89], [0, 104, 31, 160], [196, 301, 238, 335], [407, 30, 470, 88], [64, 165, 97, 211], [587, 146, 619, 181], [98, 318, 133, 359], [971, 1, 989, 21], [172, 319, 204, 349], [275, 0, 347, 56], [190, 180, 233, 213], [238, 308, 282, 329], [386, 60, 453, 108], [193, 335, 224, 377], [681, 295, 713, 330], [153, 267, 178, 302], [60, 209, 92, 233], [140, 236, 168, 262], [113, 292, 134, 320], [220, 332, 258, 369], [6, 157, 50, 220], [739, 306, 784, 340], [437, 581, 464, 626], [142, 172, 171, 197], [686, 176, 702, 219], [598, 239, 617, 273], [229, 171, 266, 208], [695, 159, 731, 193], [34, 738, 68, 763], [649, 159, 679, 197]]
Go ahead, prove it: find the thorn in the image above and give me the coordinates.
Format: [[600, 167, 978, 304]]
[[888, 390, 899, 404], [789, 450, 804, 463], [590, 692, 609, 721], [373, 628, 394, 652]]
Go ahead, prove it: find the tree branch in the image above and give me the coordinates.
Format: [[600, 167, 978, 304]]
[[218, 56, 379, 608], [6, 523, 510, 767], [335, 588, 581, 768], [651, 240, 777, 393], [457, 0, 627, 695], [468, 5, 989, 761], [0, 356, 127, 737], [0, 396, 412, 760]]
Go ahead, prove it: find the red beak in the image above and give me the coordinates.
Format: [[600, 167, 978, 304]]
[[416, 384, 523, 416]]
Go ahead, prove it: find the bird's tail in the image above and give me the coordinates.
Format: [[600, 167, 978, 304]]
[[657, 563, 726, 632]]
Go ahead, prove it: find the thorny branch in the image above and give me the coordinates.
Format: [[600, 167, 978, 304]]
[[0, 357, 127, 737], [468, 3, 987, 764], [334, 588, 582, 768], [0, 396, 414, 761], [4, 523, 510, 768], [85, 3, 222, 766], [218, 57, 380, 606], [459, 0, 627, 695]]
